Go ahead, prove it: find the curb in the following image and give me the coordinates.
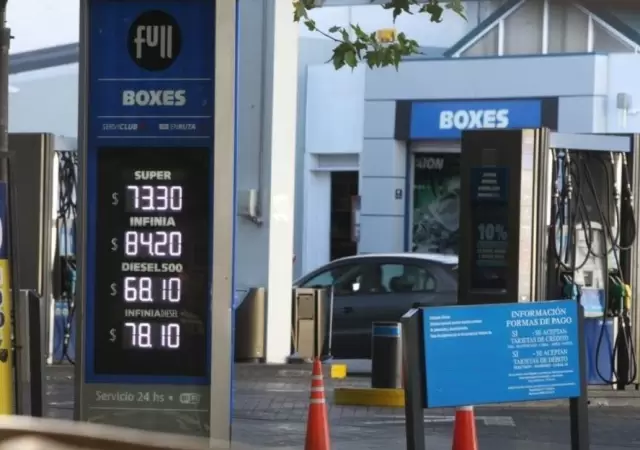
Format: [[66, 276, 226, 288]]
[[333, 387, 405, 407]]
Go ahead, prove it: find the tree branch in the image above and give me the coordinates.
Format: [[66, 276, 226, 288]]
[[293, 0, 466, 70]]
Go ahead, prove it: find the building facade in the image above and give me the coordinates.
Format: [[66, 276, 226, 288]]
[[301, 0, 640, 274], [10, 0, 640, 362]]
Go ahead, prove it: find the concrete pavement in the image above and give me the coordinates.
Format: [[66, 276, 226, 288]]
[[234, 419, 637, 449], [45, 364, 640, 449]]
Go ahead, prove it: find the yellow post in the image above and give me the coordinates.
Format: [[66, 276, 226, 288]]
[[0, 182, 13, 414]]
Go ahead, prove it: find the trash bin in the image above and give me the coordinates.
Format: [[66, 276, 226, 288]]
[[234, 287, 266, 363], [371, 322, 402, 389]]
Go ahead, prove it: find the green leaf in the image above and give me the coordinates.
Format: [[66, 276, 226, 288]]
[[328, 25, 340, 33], [365, 50, 380, 68], [292, 1, 308, 22], [352, 24, 368, 41], [423, 1, 444, 23], [382, 0, 413, 22], [304, 19, 316, 32], [344, 49, 357, 68], [331, 43, 352, 70], [445, 0, 466, 19]]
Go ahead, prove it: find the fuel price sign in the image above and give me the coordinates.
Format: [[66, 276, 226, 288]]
[[93, 147, 210, 378]]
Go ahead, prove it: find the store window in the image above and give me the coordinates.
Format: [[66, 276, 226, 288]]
[[412, 153, 460, 255]]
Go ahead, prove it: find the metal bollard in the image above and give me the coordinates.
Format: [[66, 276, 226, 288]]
[[371, 322, 402, 389]]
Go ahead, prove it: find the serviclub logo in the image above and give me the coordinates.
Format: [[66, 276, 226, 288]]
[[128, 10, 183, 71], [439, 109, 509, 131]]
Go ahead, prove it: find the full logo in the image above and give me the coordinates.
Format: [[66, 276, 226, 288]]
[[128, 10, 182, 71]]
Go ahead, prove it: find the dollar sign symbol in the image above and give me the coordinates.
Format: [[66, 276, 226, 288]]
[[109, 329, 116, 342], [111, 238, 118, 251], [110, 283, 117, 296], [112, 193, 119, 205]]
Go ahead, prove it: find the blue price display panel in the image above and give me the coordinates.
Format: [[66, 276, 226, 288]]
[[422, 300, 582, 408], [85, 0, 214, 385], [469, 167, 509, 290]]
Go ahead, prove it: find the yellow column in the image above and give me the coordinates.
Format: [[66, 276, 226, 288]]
[[0, 181, 13, 414]]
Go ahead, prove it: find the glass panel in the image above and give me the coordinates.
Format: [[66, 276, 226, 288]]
[[503, 0, 543, 55], [307, 263, 385, 295], [548, 3, 588, 53], [381, 263, 437, 293], [461, 26, 499, 57], [593, 22, 633, 52], [301, 264, 357, 289], [412, 154, 460, 254]]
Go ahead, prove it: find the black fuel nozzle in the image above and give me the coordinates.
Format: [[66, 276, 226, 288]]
[[622, 153, 634, 201], [608, 272, 625, 316], [564, 151, 573, 200], [561, 273, 580, 301]]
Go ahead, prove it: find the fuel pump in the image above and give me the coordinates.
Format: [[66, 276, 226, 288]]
[[52, 149, 78, 364], [548, 149, 636, 386], [459, 128, 639, 389]]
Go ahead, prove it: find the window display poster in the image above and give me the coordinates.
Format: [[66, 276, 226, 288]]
[[412, 153, 460, 255]]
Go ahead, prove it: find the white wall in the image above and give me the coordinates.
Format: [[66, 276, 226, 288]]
[[301, 166, 331, 275], [293, 37, 336, 278], [305, 64, 365, 154], [604, 53, 640, 133]]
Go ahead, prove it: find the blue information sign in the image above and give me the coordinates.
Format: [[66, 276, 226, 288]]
[[469, 167, 510, 290], [422, 300, 582, 408]]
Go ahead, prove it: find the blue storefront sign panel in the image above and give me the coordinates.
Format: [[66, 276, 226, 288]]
[[422, 300, 582, 408], [410, 99, 543, 140]]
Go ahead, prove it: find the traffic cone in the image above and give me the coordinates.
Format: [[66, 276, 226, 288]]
[[304, 359, 331, 450], [452, 405, 478, 450]]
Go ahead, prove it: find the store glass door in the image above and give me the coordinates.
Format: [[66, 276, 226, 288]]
[[411, 153, 460, 254]]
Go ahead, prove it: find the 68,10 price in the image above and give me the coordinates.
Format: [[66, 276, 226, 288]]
[[123, 276, 181, 303]]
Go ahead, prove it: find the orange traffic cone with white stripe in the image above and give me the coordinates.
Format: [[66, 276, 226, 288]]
[[452, 405, 478, 450], [304, 358, 331, 450]]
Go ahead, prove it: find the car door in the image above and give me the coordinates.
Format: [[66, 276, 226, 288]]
[[328, 261, 390, 359]]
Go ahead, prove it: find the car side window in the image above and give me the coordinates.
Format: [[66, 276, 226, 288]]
[[323, 263, 388, 295], [301, 271, 333, 288], [382, 263, 437, 293], [300, 264, 356, 290]]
